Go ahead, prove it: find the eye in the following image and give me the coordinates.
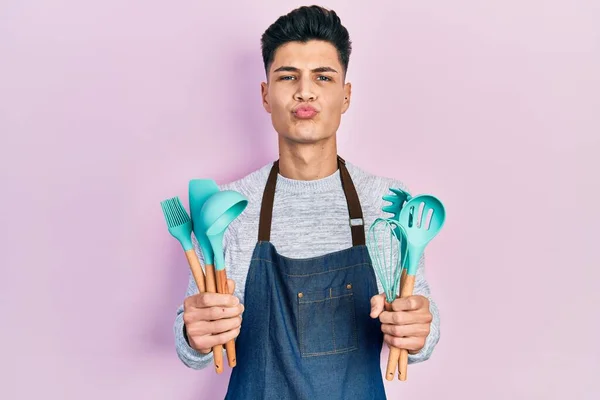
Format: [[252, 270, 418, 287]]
[[278, 75, 296, 81], [316, 75, 332, 82]]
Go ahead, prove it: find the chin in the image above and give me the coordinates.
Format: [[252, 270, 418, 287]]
[[283, 124, 331, 144], [283, 131, 329, 144]]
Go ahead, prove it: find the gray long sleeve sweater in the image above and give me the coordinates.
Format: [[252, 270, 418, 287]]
[[173, 160, 440, 370]]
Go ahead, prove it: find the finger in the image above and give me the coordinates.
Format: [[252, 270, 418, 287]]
[[380, 323, 430, 338], [190, 292, 239, 309], [370, 293, 386, 318], [383, 334, 425, 352], [200, 303, 245, 321], [391, 295, 428, 312], [379, 310, 427, 325], [187, 315, 243, 337], [192, 327, 242, 350], [227, 279, 236, 295], [183, 303, 244, 327]]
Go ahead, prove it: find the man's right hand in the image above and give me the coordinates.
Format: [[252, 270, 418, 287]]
[[183, 279, 244, 354]]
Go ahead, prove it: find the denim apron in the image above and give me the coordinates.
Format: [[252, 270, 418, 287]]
[[225, 156, 386, 400]]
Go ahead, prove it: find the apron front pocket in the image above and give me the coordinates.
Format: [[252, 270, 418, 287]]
[[297, 283, 358, 357]]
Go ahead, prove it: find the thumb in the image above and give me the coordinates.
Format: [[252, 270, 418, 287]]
[[370, 293, 386, 318], [227, 279, 236, 295]]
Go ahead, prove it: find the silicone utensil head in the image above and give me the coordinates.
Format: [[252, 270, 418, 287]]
[[382, 187, 412, 220], [398, 194, 446, 275], [201, 190, 248, 270], [189, 179, 220, 264], [160, 196, 194, 251], [366, 217, 408, 303]]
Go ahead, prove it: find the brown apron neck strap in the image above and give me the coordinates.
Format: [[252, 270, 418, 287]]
[[337, 156, 366, 246], [257, 160, 279, 242], [258, 155, 365, 246]]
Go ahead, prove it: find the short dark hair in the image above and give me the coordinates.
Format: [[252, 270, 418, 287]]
[[260, 5, 352, 78]]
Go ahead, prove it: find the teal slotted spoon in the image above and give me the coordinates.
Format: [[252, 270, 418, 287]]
[[395, 194, 446, 381]]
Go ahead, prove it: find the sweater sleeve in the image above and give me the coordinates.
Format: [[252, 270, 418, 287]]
[[407, 252, 441, 364]]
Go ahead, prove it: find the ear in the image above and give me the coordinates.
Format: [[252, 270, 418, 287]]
[[261, 81, 271, 114], [341, 82, 352, 114]]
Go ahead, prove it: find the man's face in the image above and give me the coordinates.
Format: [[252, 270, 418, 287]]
[[261, 40, 351, 145]]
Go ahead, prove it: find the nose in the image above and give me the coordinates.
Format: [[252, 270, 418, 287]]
[[293, 78, 316, 102]]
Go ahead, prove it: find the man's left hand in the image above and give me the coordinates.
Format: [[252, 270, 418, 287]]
[[370, 293, 433, 354]]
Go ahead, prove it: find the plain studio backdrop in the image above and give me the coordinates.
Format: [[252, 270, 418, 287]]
[[1, 0, 598, 399]]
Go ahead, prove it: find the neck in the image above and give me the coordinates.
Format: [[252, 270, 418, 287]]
[[277, 136, 338, 180]]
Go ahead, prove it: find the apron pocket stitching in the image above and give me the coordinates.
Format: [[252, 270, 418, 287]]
[[285, 263, 371, 277], [297, 293, 352, 304], [297, 284, 358, 358]]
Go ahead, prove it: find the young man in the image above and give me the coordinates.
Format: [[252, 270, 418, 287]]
[[174, 5, 440, 399]]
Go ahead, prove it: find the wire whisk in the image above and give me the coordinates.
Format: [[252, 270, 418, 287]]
[[366, 217, 408, 381]]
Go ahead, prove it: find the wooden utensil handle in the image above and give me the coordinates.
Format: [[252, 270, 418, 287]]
[[398, 274, 416, 381], [185, 249, 206, 293], [385, 268, 411, 380], [205, 264, 224, 374], [216, 268, 237, 368], [399, 268, 408, 294], [384, 300, 401, 381]]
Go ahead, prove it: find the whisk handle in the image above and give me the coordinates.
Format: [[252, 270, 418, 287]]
[[384, 299, 401, 381], [398, 274, 416, 381]]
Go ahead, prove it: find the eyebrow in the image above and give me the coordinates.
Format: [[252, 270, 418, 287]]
[[272, 66, 339, 74]]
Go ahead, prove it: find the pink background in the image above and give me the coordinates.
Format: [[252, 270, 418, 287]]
[[1, 0, 599, 399]]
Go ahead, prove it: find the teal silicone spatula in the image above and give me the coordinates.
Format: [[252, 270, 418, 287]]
[[189, 179, 220, 266], [188, 179, 224, 374], [200, 189, 248, 369], [395, 194, 446, 381]]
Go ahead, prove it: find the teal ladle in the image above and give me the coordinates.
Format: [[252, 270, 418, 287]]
[[200, 189, 248, 368]]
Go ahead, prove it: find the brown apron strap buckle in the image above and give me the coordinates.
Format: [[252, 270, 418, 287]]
[[350, 218, 364, 227]]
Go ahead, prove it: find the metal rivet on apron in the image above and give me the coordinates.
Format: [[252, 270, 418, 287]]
[[346, 284, 352, 290], [298, 292, 303, 298]]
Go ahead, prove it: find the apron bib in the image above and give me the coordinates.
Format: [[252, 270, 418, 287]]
[[225, 156, 386, 400]]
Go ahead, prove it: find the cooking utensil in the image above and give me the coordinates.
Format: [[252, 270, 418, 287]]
[[396, 194, 445, 381], [382, 187, 412, 292], [366, 217, 409, 381], [160, 196, 207, 293], [382, 187, 411, 220], [188, 179, 224, 373], [200, 189, 248, 369]]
